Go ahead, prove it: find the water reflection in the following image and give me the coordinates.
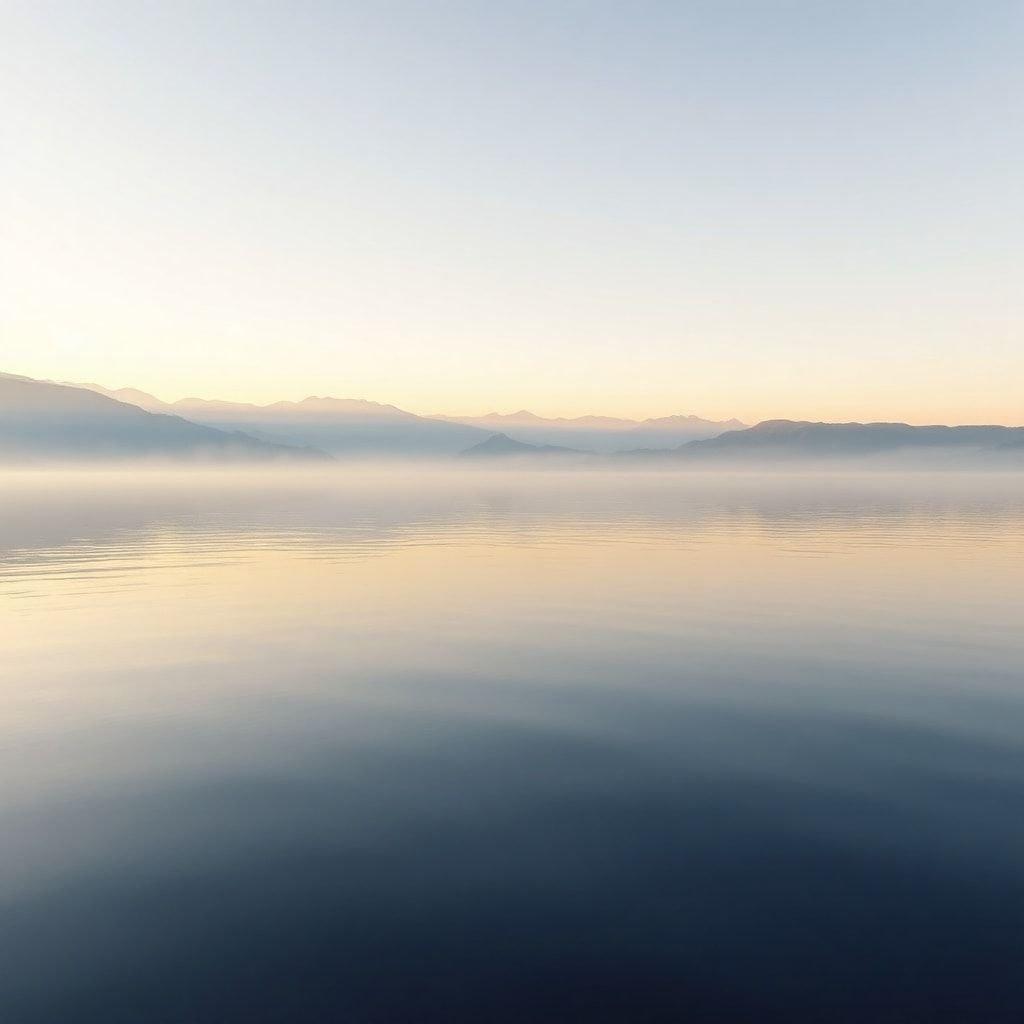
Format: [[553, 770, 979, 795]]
[[2, 469, 1023, 1022]]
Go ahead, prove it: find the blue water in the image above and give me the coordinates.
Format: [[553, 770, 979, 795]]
[[2, 469, 1023, 1022]]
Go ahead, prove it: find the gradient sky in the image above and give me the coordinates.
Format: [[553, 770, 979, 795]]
[[2, 1, 1021, 423]]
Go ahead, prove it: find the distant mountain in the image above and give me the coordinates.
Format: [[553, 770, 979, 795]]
[[61, 383, 1023, 467], [623, 415, 748, 451], [649, 420, 1024, 465], [459, 433, 589, 459], [77, 384, 167, 411], [641, 414, 747, 432], [77, 385, 743, 455], [77, 385, 491, 457], [441, 410, 638, 431], [437, 410, 745, 452], [1, 374, 328, 462]]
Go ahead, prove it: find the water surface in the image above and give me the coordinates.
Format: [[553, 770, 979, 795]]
[[2, 469, 1023, 1022]]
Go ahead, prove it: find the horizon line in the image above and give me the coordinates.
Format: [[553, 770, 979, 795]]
[[5, 369, 1023, 431]]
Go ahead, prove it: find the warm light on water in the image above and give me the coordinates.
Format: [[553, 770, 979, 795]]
[[2, 468, 1024, 1022]]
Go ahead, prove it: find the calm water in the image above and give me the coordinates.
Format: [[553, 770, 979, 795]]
[[2, 469, 1024, 1023]]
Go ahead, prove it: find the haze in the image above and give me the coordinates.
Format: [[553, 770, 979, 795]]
[[3, 2, 1021, 424]]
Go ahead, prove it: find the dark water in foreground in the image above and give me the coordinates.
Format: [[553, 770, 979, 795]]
[[2, 469, 1023, 1023]]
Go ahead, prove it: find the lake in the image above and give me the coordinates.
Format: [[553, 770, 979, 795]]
[[2, 468, 1023, 1023]]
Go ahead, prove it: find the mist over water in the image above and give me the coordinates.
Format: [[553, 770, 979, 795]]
[[2, 467, 1024, 1023]]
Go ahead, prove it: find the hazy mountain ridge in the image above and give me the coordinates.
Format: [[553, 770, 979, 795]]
[[437, 410, 638, 430], [81, 385, 419, 422], [436, 410, 747, 452], [76, 384, 748, 454], [458, 433, 590, 459], [639, 420, 1024, 465], [19, 378, 1024, 467], [77, 384, 490, 456], [460, 419, 1024, 467], [1, 374, 329, 462]]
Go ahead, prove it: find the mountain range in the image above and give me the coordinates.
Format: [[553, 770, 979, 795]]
[[630, 419, 1024, 466], [2, 372, 1022, 467], [454, 420, 1024, 466], [458, 433, 588, 459], [434, 410, 746, 452], [80, 385, 491, 457], [0, 374, 327, 462], [75, 383, 744, 456]]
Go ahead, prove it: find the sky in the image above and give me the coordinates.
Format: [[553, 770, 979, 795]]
[[2, 1, 1021, 424]]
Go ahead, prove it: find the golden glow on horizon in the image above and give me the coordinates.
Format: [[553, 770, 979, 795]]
[[3, 4, 1021, 428], [3, 357, 1022, 428]]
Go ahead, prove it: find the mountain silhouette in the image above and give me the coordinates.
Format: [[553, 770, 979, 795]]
[[43, 383, 1024, 466], [643, 420, 1024, 465], [437, 410, 746, 452], [78, 385, 491, 456], [79, 386, 748, 455], [1, 374, 329, 462], [459, 433, 588, 458]]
